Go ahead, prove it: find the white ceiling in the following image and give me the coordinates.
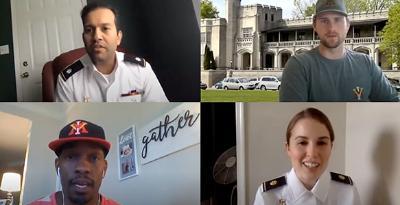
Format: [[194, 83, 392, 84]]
[[0, 103, 71, 168]]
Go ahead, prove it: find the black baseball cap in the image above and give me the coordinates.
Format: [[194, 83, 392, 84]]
[[49, 120, 111, 156]]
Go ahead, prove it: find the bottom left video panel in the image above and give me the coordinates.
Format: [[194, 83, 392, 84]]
[[0, 102, 200, 205]]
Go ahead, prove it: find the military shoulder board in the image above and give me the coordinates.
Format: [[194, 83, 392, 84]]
[[60, 60, 84, 81], [124, 53, 146, 67], [330, 172, 353, 185], [262, 176, 286, 192]]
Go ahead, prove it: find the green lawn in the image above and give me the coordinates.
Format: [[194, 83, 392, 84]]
[[201, 89, 279, 102]]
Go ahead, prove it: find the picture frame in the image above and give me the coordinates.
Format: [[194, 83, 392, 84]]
[[0, 199, 8, 205], [117, 126, 139, 180]]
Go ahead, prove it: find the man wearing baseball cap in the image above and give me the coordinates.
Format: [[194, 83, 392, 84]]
[[280, 0, 398, 102], [29, 120, 120, 205]]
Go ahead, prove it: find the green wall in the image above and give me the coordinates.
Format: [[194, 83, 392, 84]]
[[0, 0, 17, 101]]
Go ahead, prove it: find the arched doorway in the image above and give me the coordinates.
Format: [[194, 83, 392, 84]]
[[265, 53, 274, 68], [280, 52, 291, 68], [377, 48, 391, 70], [242, 52, 251, 69]]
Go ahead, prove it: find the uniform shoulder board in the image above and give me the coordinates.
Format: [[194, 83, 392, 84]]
[[330, 172, 353, 185], [60, 60, 84, 81], [123, 53, 146, 67], [261, 176, 286, 192]]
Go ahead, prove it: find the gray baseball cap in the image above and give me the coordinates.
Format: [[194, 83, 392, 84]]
[[315, 0, 347, 17]]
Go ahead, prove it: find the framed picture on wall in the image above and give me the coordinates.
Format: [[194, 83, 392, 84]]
[[0, 199, 7, 205], [118, 126, 139, 180]]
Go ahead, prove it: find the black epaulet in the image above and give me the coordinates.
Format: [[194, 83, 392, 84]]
[[123, 53, 146, 67], [261, 176, 286, 192], [60, 60, 84, 81], [330, 172, 353, 185]]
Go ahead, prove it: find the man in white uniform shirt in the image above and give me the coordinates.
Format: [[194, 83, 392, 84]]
[[56, 2, 168, 102]]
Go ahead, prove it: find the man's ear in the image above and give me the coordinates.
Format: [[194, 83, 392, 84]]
[[103, 159, 108, 177], [345, 18, 351, 32], [117, 30, 123, 46], [55, 158, 60, 174]]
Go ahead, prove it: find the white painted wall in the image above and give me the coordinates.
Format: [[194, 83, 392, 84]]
[[0, 103, 200, 205], [0, 103, 66, 204], [345, 103, 400, 205], [240, 103, 347, 205]]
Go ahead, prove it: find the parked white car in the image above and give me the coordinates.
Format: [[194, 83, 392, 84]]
[[248, 77, 259, 87], [256, 76, 281, 90], [222, 77, 256, 90]]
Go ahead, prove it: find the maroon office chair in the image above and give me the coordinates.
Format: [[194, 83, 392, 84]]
[[42, 47, 127, 102]]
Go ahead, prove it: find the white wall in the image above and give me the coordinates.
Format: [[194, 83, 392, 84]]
[[346, 103, 400, 205], [0, 103, 200, 205], [240, 103, 347, 205], [0, 103, 66, 204]]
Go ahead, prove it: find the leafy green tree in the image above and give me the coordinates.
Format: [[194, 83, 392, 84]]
[[304, 3, 316, 17], [201, 0, 219, 19], [203, 44, 211, 70], [380, 2, 400, 66], [210, 51, 217, 70]]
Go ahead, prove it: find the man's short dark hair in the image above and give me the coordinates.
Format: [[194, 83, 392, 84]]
[[80, 1, 120, 30]]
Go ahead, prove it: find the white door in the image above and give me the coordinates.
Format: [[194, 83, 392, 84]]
[[12, 0, 86, 101]]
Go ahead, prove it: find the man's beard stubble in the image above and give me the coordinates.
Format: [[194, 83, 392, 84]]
[[319, 35, 344, 49]]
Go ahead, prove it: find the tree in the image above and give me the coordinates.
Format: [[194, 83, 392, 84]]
[[210, 51, 217, 70], [201, 0, 219, 19], [292, 0, 396, 18], [203, 44, 217, 70], [304, 3, 316, 17], [380, 2, 400, 67], [203, 44, 211, 70], [293, 0, 315, 18]]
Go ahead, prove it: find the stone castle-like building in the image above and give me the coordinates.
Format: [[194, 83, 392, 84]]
[[201, 0, 395, 86]]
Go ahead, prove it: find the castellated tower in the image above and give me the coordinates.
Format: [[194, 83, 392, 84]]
[[225, 0, 240, 68]]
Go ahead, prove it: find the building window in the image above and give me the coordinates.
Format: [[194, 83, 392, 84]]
[[271, 14, 274, 22], [298, 32, 305, 40], [354, 28, 361, 38], [265, 14, 268, 21], [201, 32, 211, 44], [242, 27, 253, 38]]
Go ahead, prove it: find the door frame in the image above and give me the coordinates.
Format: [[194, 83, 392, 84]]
[[10, 0, 87, 101], [10, 0, 22, 101]]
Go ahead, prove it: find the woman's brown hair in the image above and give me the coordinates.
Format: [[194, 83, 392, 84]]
[[286, 108, 335, 144]]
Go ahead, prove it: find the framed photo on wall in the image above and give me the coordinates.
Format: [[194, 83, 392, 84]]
[[118, 126, 139, 180]]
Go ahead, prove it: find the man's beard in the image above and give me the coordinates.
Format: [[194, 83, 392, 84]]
[[84, 44, 110, 65], [69, 195, 91, 205], [320, 36, 344, 49]]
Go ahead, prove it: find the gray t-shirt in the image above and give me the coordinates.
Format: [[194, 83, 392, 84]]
[[279, 47, 399, 102]]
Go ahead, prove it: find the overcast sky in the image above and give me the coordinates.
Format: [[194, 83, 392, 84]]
[[213, 0, 296, 19]]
